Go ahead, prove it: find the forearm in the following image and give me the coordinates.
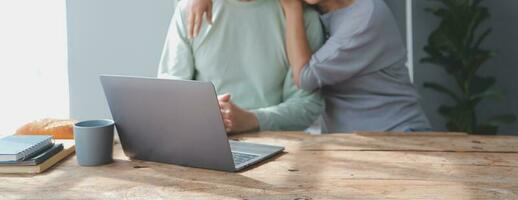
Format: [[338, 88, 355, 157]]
[[284, 5, 312, 88], [251, 93, 323, 131]]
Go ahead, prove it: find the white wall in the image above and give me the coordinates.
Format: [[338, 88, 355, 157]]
[[67, 0, 176, 120], [0, 0, 69, 134]]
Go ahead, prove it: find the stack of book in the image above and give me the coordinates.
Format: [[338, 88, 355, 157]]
[[0, 135, 75, 174]]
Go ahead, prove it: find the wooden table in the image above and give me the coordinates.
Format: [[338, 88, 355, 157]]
[[1, 132, 517, 199]]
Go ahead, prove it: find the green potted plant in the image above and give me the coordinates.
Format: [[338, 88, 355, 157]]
[[421, 0, 516, 134]]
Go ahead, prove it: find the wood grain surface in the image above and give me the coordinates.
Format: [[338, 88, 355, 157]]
[[1, 132, 517, 200]]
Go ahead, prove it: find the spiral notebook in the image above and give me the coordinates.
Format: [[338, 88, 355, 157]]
[[0, 140, 75, 174], [0, 135, 54, 162], [0, 143, 63, 166]]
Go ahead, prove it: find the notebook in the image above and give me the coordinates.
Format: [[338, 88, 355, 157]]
[[0, 135, 54, 162], [0, 140, 75, 174], [0, 143, 64, 166]]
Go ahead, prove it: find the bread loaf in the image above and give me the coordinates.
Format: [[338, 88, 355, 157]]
[[16, 118, 76, 139]]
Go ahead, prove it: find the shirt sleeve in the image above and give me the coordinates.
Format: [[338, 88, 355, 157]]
[[157, 4, 195, 80], [299, 32, 367, 91], [251, 8, 325, 131]]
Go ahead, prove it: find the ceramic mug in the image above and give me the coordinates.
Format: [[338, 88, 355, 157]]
[[73, 119, 115, 166]]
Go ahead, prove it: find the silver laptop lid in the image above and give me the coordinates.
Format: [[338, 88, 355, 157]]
[[100, 75, 235, 171]]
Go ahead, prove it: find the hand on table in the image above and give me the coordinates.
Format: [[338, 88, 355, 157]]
[[187, 0, 213, 39], [218, 94, 259, 134]]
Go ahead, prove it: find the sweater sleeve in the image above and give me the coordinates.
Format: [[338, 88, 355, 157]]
[[299, 0, 406, 91]]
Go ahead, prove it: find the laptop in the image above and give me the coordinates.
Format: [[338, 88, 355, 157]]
[[100, 75, 284, 172]]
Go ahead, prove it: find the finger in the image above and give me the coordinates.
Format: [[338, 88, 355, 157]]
[[224, 119, 233, 132], [217, 93, 231, 102], [206, 3, 213, 25], [218, 104, 226, 111], [224, 119, 232, 125], [218, 101, 229, 109], [217, 94, 226, 101], [221, 108, 232, 120], [224, 119, 232, 128], [219, 103, 232, 118], [187, 10, 195, 39], [193, 13, 203, 38]]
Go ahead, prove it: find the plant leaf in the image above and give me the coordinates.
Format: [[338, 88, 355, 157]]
[[440, 103, 477, 133], [470, 89, 503, 101], [474, 28, 492, 49], [424, 82, 461, 102], [465, 50, 494, 76], [470, 75, 496, 95], [438, 105, 454, 117]]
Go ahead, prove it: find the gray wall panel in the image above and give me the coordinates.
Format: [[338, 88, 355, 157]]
[[67, 0, 176, 120]]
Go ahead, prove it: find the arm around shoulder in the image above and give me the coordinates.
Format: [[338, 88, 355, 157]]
[[283, 2, 325, 90]]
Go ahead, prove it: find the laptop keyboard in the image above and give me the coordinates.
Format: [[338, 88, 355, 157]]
[[232, 152, 259, 166]]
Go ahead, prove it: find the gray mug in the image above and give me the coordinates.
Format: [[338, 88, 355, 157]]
[[74, 119, 115, 166]]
